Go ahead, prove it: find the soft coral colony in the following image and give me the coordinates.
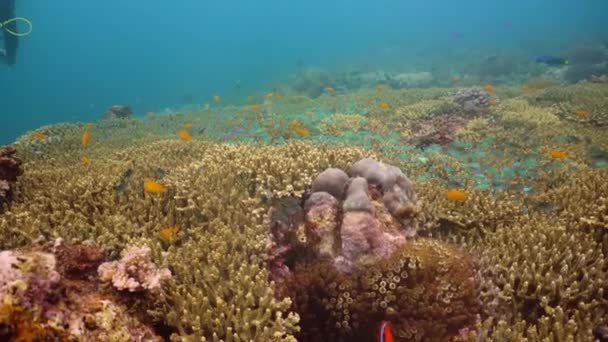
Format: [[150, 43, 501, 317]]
[[0, 81, 607, 340]]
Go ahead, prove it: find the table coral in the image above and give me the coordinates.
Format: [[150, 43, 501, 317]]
[[98, 245, 171, 293]]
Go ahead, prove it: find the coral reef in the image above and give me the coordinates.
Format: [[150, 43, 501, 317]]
[[98, 245, 171, 293], [387, 71, 434, 88], [0, 241, 162, 340], [318, 113, 367, 137], [452, 87, 493, 114], [0, 146, 23, 204], [266, 159, 481, 341], [102, 105, 133, 120]]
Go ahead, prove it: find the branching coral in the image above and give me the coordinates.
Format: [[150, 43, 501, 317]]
[[318, 113, 367, 137]]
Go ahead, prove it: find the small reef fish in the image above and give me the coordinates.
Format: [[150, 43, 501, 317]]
[[483, 84, 496, 93], [146, 112, 156, 119], [488, 98, 498, 106], [379, 102, 391, 110], [178, 129, 193, 141], [452, 75, 461, 82], [535, 55, 568, 66], [84, 123, 96, 129], [246, 96, 255, 103], [377, 320, 394, 342], [550, 149, 569, 160], [114, 168, 133, 194], [304, 111, 315, 118], [250, 104, 261, 112], [183, 123, 193, 129], [80, 156, 91, 167], [446, 189, 469, 202], [289, 119, 310, 137], [521, 85, 530, 92], [144, 179, 167, 193], [213, 95, 220, 103], [575, 110, 591, 119], [265, 92, 274, 100], [325, 86, 335, 93], [30, 132, 48, 140], [82, 131, 91, 147], [160, 225, 180, 243], [375, 84, 385, 92]]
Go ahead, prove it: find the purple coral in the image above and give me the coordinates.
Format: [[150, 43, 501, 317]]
[[452, 87, 493, 113], [98, 246, 171, 293]]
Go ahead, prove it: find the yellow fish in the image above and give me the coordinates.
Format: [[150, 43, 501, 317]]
[[326, 86, 335, 93], [575, 110, 590, 119], [80, 156, 91, 167], [289, 119, 310, 137], [30, 132, 48, 140], [265, 92, 274, 100], [250, 104, 261, 112], [446, 189, 469, 202], [213, 95, 220, 103], [144, 179, 167, 193], [160, 225, 180, 243], [178, 129, 193, 141], [84, 123, 96, 129], [550, 149, 569, 160], [82, 131, 91, 147], [379, 102, 391, 110], [183, 123, 193, 129]]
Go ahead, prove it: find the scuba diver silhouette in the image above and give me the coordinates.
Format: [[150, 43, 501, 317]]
[[0, 0, 18, 65]]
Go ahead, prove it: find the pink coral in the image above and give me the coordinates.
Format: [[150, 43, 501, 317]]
[[98, 246, 171, 293]]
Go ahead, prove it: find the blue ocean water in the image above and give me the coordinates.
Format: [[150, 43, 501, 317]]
[[1, 0, 607, 144]]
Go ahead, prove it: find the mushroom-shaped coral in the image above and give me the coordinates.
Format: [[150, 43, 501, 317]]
[[0, 146, 23, 204], [98, 246, 171, 293], [265, 158, 481, 341]]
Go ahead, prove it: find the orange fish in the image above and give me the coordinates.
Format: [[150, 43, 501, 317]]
[[178, 129, 193, 141], [84, 123, 96, 129], [446, 189, 469, 202], [483, 84, 496, 93], [379, 102, 391, 110], [289, 119, 310, 137], [213, 95, 220, 103], [521, 85, 530, 92], [80, 156, 91, 167], [30, 132, 48, 140], [452, 75, 461, 82], [183, 122, 193, 129], [377, 321, 393, 342], [144, 179, 167, 193], [160, 225, 180, 243], [304, 111, 315, 118], [575, 110, 590, 119], [375, 84, 385, 92], [82, 131, 91, 147], [326, 86, 335, 93], [250, 104, 261, 112], [488, 98, 498, 106], [550, 149, 569, 160]]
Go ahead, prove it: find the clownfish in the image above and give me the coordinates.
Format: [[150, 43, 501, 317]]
[[377, 320, 393, 342]]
